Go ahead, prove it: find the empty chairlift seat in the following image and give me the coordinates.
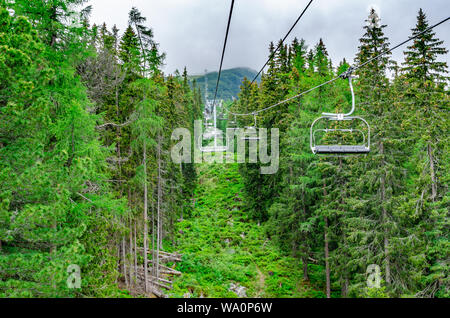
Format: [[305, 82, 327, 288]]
[[241, 113, 260, 141], [313, 145, 370, 154], [310, 70, 371, 156]]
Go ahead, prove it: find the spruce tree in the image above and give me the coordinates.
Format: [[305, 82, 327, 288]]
[[402, 9, 448, 85], [350, 9, 405, 295], [398, 8, 449, 297], [119, 25, 141, 76], [12, 0, 91, 47], [0, 6, 126, 297]]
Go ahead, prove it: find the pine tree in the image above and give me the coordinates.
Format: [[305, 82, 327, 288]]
[[397, 8, 449, 297], [291, 37, 308, 74], [0, 6, 126, 297], [307, 49, 315, 73], [129, 7, 165, 76], [314, 38, 330, 77], [402, 9, 448, 85], [119, 25, 141, 76], [12, 0, 91, 47], [349, 9, 406, 295]]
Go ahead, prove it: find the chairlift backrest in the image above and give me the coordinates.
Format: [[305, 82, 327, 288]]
[[310, 73, 370, 155]]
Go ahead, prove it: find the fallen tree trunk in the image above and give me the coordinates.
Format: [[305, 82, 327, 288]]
[[136, 272, 172, 290]]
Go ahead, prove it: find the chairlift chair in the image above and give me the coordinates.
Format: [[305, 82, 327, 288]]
[[211, 128, 223, 137], [228, 114, 238, 129], [197, 131, 228, 153], [310, 69, 370, 155], [200, 146, 228, 153]]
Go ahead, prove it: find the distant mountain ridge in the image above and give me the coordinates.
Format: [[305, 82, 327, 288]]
[[190, 67, 259, 101]]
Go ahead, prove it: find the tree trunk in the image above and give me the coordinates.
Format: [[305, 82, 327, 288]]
[[156, 135, 162, 279], [152, 201, 156, 279], [427, 143, 437, 201], [338, 156, 348, 297], [143, 141, 149, 292], [300, 182, 309, 282], [323, 182, 331, 298], [133, 23, 147, 76], [324, 216, 331, 298], [49, 7, 57, 47], [302, 256, 309, 281], [116, 241, 120, 283], [341, 276, 349, 298], [129, 217, 133, 285], [380, 142, 390, 285], [122, 236, 128, 287], [134, 220, 137, 284], [117, 121, 122, 196]]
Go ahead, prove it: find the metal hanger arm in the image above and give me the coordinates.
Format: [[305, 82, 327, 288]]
[[322, 70, 355, 118]]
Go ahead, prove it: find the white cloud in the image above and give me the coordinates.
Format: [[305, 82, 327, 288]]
[[88, 0, 450, 75]]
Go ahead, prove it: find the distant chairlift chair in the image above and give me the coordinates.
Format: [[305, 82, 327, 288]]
[[229, 115, 237, 126], [242, 113, 260, 141], [310, 68, 370, 155], [228, 114, 238, 131], [199, 124, 228, 153]]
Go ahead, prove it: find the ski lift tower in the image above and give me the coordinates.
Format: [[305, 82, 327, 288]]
[[200, 70, 226, 152], [204, 98, 222, 149]]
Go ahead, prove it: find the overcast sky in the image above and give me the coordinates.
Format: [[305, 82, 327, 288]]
[[88, 0, 449, 75]]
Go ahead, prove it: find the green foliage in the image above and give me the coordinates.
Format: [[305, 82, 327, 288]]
[[171, 163, 324, 298], [0, 1, 447, 299], [0, 2, 199, 298], [402, 8, 449, 84], [231, 8, 449, 299], [0, 5, 127, 297]]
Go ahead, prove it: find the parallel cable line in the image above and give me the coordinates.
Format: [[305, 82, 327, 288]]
[[354, 16, 450, 72], [250, 0, 314, 85], [211, 0, 236, 110]]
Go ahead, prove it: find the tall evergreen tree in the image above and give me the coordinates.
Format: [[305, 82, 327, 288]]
[[397, 8, 449, 297], [0, 6, 126, 297], [119, 25, 141, 76], [402, 9, 448, 85]]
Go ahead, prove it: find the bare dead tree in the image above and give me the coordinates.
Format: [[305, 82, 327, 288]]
[[143, 140, 149, 292], [121, 234, 128, 287], [156, 135, 162, 279], [134, 220, 138, 284], [129, 216, 133, 285], [77, 47, 125, 112]]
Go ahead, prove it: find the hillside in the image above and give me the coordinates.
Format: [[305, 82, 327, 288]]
[[190, 67, 259, 101], [170, 162, 326, 298]]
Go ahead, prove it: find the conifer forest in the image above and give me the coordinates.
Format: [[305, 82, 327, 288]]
[[0, 0, 448, 301]]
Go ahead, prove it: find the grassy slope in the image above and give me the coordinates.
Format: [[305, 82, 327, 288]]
[[170, 162, 326, 298]]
